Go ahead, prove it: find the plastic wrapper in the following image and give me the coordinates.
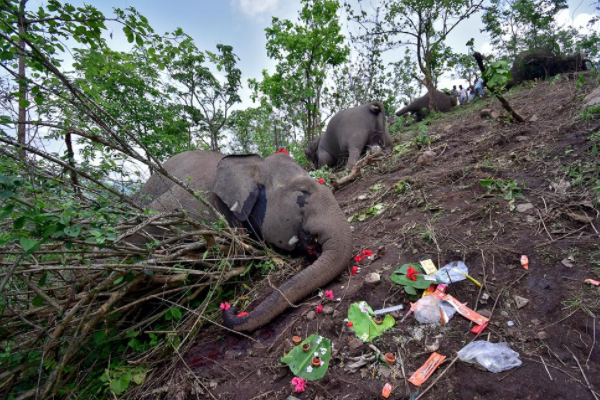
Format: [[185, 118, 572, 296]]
[[457, 341, 522, 373], [412, 295, 456, 324], [426, 261, 469, 284]]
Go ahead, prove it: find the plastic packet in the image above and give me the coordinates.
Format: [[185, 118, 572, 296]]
[[457, 341, 522, 373], [426, 261, 469, 284], [411, 295, 456, 324]]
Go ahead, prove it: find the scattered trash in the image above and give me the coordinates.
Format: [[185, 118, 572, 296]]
[[365, 272, 381, 285], [432, 291, 489, 326], [585, 279, 600, 286], [521, 255, 529, 270], [471, 322, 489, 334], [373, 304, 404, 315], [561, 256, 574, 268], [507, 320, 515, 327], [345, 354, 375, 372], [411, 295, 456, 324], [426, 261, 468, 284], [420, 259, 438, 275], [381, 382, 393, 398], [457, 341, 522, 373], [281, 334, 331, 380], [408, 352, 446, 386], [347, 301, 395, 342], [514, 295, 529, 309]]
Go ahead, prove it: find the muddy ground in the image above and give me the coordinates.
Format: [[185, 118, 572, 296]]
[[180, 73, 600, 399]]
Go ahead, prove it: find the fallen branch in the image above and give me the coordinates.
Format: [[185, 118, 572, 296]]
[[331, 150, 384, 190]]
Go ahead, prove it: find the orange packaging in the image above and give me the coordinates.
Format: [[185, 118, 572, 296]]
[[471, 322, 489, 334], [441, 293, 489, 326], [381, 382, 393, 398], [585, 279, 600, 286], [408, 352, 446, 387], [521, 255, 529, 270], [422, 284, 437, 297]]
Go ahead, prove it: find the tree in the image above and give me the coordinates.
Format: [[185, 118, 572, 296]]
[[449, 49, 480, 86], [346, 0, 485, 110], [251, 0, 349, 141], [482, 0, 568, 56], [386, 49, 422, 110], [161, 36, 242, 152]]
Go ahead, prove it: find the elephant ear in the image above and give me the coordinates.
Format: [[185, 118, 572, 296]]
[[214, 154, 262, 222]]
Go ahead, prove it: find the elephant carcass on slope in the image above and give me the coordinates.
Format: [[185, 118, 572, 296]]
[[395, 90, 457, 121], [506, 50, 592, 89], [135, 150, 353, 332], [304, 101, 392, 170]]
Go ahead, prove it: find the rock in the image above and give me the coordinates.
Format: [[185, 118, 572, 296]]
[[306, 311, 316, 321], [584, 87, 600, 107], [479, 292, 490, 305], [526, 215, 537, 224], [443, 124, 453, 134], [322, 305, 334, 315], [561, 258, 574, 268], [514, 295, 529, 309], [417, 150, 436, 166], [478, 309, 492, 318], [537, 331, 548, 340], [529, 114, 539, 122], [364, 272, 381, 285], [531, 319, 541, 326], [516, 203, 535, 213], [333, 310, 341, 318], [348, 338, 364, 351], [378, 365, 392, 379], [550, 179, 570, 194], [515, 135, 528, 142]]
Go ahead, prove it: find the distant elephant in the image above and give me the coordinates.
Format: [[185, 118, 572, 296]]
[[506, 50, 592, 89], [395, 90, 457, 121], [304, 101, 392, 170], [135, 150, 353, 332]]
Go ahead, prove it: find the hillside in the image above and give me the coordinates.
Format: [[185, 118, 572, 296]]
[[173, 72, 600, 400]]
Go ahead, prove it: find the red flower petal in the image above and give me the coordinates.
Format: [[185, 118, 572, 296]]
[[354, 254, 365, 263], [219, 302, 231, 310], [317, 178, 325, 185], [275, 148, 289, 155], [351, 266, 359, 275], [406, 265, 420, 281], [237, 311, 249, 317], [315, 304, 323, 314], [347, 321, 354, 327], [362, 249, 373, 256]]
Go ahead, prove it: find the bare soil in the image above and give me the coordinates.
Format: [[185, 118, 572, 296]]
[[180, 73, 600, 399]]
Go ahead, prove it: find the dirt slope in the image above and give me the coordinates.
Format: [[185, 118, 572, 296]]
[[179, 72, 600, 400]]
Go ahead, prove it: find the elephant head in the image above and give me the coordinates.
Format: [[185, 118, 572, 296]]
[[213, 153, 353, 331], [304, 136, 321, 168]]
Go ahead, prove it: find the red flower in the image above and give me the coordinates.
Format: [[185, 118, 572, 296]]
[[237, 311, 249, 317], [324, 290, 334, 300], [362, 249, 373, 256], [354, 254, 365, 263], [317, 178, 325, 185], [351, 265, 359, 275], [347, 321, 354, 327], [275, 148, 289, 155], [219, 302, 231, 311], [291, 377, 307, 393], [406, 265, 420, 282], [315, 304, 323, 314]]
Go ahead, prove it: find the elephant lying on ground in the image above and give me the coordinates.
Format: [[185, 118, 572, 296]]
[[304, 101, 392, 170], [506, 50, 592, 89], [395, 90, 457, 121], [135, 151, 353, 332]]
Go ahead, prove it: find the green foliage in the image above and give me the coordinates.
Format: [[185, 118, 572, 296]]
[[483, 59, 511, 91], [582, 105, 600, 121], [347, 301, 395, 342], [281, 334, 332, 380], [347, 203, 386, 222], [308, 166, 333, 186], [479, 177, 524, 209]]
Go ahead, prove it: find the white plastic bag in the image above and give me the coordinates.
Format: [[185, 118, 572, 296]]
[[426, 261, 469, 284], [457, 341, 522, 373], [412, 296, 457, 324]]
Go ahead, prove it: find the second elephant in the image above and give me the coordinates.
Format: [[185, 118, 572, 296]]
[[305, 101, 392, 170], [395, 90, 457, 121]]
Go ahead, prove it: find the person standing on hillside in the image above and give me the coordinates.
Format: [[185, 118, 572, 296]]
[[459, 85, 468, 105], [451, 85, 459, 102], [474, 75, 485, 98]]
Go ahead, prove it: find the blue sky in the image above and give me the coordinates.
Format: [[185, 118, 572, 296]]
[[37, 0, 600, 102]]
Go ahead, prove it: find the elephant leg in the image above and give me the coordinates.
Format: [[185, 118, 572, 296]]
[[345, 147, 362, 170], [317, 150, 335, 168]]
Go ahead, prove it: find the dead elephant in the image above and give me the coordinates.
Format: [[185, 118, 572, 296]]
[[304, 101, 392, 170], [395, 90, 457, 122], [506, 50, 593, 89]]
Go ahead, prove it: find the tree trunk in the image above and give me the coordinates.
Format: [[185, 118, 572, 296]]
[[64, 132, 81, 197], [17, 0, 28, 159]]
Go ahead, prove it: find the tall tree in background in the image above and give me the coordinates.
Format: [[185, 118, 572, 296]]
[[386, 49, 422, 110], [347, 0, 485, 110], [482, 0, 567, 56], [252, 0, 349, 141]]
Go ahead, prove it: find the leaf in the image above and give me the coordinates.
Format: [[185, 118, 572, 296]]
[[13, 216, 25, 229], [63, 224, 82, 237], [390, 273, 434, 289], [479, 178, 494, 188], [132, 371, 146, 385], [94, 330, 107, 345], [19, 237, 39, 255], [347, 301, 395, 342], [110, 371, 132, 395], [38, 272, 48, 286], [169, 307, 182, 320], [280, 334, 331, 381], [32, 295, 44, 307], [403, 285, 417, 295]]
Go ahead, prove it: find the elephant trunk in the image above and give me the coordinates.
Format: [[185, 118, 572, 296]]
[[223, 188, 353, 332], [395, 105, 411, 117]]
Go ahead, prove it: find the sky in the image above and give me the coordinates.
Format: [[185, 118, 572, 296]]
[[35, 0, 599, 108]]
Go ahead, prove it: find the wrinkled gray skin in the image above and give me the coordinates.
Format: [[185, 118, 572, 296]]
[[506, 51, 592, 89], [395, 90, 457, 122], [304, 101, 392, 170], [135, 151, 353, 332]]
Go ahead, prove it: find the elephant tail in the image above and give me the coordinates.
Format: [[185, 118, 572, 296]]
[[222, 187, 353, 332], [369, 101, 385, 115]]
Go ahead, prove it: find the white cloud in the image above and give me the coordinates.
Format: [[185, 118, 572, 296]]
[[234, 0, 283, 18], [554, 9, 597, 34]]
